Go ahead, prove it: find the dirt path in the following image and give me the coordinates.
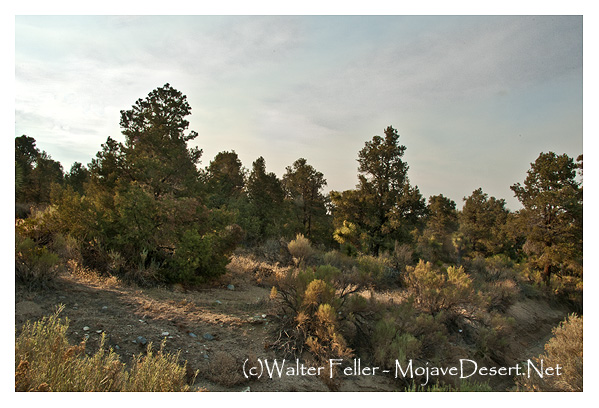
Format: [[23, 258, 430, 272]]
[[15, 271, 398, 391], [15, 268, 571, 392]]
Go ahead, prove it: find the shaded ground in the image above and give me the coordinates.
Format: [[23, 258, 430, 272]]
[[15, 264, 570, 392]]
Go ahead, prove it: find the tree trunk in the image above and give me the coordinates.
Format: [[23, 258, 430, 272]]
[[543, 262, 552, 286]]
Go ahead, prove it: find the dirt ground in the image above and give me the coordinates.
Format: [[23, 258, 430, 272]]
[[14, 262, 571, 392]]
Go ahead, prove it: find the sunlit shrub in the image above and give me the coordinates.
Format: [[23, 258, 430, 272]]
[[15, 307, 194, 391], [516, 314, 583, 392]]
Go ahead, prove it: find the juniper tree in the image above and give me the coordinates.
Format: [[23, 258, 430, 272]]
[[511, 152, 582, 285]]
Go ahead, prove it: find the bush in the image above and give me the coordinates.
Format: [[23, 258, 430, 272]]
[[516, 314, 583, 391], [15, 307, 194, 392], [202, 351, 248, 387], [15, 233, 60, 289], [287, 233, 315, 266], [270, 265, 369, 368], [404, 260, 476, 318]]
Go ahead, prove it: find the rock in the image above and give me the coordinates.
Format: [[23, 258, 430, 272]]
[[242, 386, 251, 392], [137, 336, 148, 346], [227, 284, 235, 291], [214, 300, 223, 305], [102, 306, 108, 310], [115, 345, 120, 350], [83, 326, 90, 331], [161, 331, 170, 336], [261, 314, 267, 319], [96, 330, 103, 334], [203, 333, 215, 341], [203, 354, 209, 360], [189, 332, 197, 338]]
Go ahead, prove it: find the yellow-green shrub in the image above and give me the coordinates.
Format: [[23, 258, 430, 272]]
[[15, 307, 194, 392]]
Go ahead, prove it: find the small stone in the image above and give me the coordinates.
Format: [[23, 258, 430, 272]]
[[203, 354, 209, 360], [96, 330, 103, 334], [161, 331, 169, 336], [102, 306, 108, 310], [261, 314, 267, 319], [137, 336, 148, 346], [83, 326, 90, 331], [227, 284, 235, 291], [72, 306, 78, 310], [214, 300, 222, 305], [203, 333, 215, 341], [242, 386, 251, 392], [115, 345, 120, 350], [189, 332, 197, 338]]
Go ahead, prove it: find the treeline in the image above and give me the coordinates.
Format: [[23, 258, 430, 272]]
[[15, 84, 582, 292]]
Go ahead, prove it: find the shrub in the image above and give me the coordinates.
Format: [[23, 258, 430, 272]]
[[404, 260, 476, 318], [202, 351, 247, 387], [371, 301, 448, 371], [271, 265, 367, 367], [15, 307, 194, 392], [287, 234, 315, 266], [15, 233, 60, 289], [516, 314, 583, 392]]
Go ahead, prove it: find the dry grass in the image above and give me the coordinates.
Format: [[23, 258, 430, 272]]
[[15, 306, 195, 392]]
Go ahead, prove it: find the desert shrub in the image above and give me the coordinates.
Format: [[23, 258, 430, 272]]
[[271, 265, 369, 367], [202, 351, 248, 387], [404, 260, 477, 319], [391, 242, 415, 275], [405, 380, 492, 392], [287, 233, 315, 266], [371, 301, 448, 372], [516, 314, 583, 392], [323, 250, 358, 271], [357, 254, 397, 287], [15, 233, 60, 289], [123, 343, 195, 391], [473, 313, 515, 365], [15, 307, 193, 392]]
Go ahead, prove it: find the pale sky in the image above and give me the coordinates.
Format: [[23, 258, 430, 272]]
[[14, 14, 583, 210]]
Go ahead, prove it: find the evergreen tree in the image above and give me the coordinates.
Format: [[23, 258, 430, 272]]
[[282, 158, 328, 240], [511, 152, 582, 285]]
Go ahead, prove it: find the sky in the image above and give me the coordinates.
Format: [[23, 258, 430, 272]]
[[14, 14, 583, 210]]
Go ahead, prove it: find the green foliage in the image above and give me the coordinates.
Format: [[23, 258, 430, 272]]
[[204, 150, 246, 208], [416, 194, 458, 263], [15, 232, 60, 289], [458, 188, 511, 258], [15, 135, 64, 205], [35, 84, 243, 285], [15, 307, 193, 392], [404, 260, 476, 317], [511, 152, 582, 286], [331, 126, 426, 255], [371, 301, 448, 371], [170, 228, 240, 283], [245, 156, 287, 243], [282, 158, 330, 241]]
